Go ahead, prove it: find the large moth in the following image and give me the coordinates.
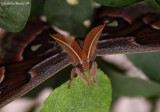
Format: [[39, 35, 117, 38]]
[[0, 6, 160, 108], [50, 25, 105, 88]]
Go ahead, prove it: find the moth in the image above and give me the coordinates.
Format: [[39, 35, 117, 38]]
[[50, 25, 105, 88], [0, 6, 160, 108]]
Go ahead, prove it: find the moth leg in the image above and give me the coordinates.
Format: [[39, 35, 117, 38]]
[[68, 68, 76, 89], [75, 67, 89, 86], [68, 67, 89, 89], [89, 62, 97, 84]]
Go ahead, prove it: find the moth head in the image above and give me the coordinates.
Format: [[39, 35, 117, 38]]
[[81, 59, 90, 72]]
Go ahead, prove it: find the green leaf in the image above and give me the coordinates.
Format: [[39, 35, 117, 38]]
[[127, 52, 160, 82], [93, 0, 143, 7], [0, 0, 31, 32], [136, 0, 160, 11], [154, 0, 160, 6], [97, 58, 160, 97], [40, 69, 112, 112], [30, 0, 44, 16], [43, 0, 93, 37], [110, 72, 160, 97]]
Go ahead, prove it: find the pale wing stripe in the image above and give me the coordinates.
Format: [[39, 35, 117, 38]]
[[53, 37, 82, 62], [87, 26, 104, 60]]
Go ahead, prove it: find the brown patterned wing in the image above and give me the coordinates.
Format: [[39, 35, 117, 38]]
[[0, 18, 72, 108], [93, 6, 160, 56]]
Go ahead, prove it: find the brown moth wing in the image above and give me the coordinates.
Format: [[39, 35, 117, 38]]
[[93, 7, 160, 56], [0, 18, 72, 108], [0, 18, 51, 64], [83, 25, 105, 61], [50, 34, 83, 64], [0, 52, 71, 108]]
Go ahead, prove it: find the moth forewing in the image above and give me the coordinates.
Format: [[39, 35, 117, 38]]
[[50, 34, 83, 63], [83, 25, 105, 61]]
